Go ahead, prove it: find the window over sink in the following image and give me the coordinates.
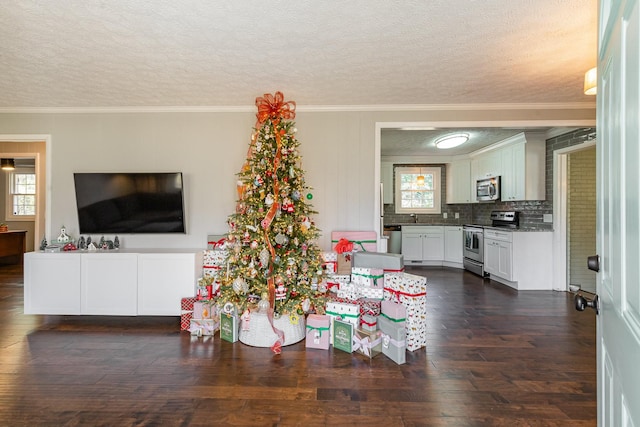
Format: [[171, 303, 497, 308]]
[[395, 166, 441, 214]]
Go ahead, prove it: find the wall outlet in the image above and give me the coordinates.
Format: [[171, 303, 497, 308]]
[[455, 212, 460, 219], [543, 214, 553, 223], [443, 213, 448, 219]]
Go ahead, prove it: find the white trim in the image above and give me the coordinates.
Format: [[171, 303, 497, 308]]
[[552, 140, 597, 292], [0, 134, 51, 251], [5, 168, 37, 222], [0, 102, 596, 114]]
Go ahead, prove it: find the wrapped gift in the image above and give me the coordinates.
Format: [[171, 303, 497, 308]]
[[336, 282, 360, 301], [358, 298, 381, 316], [321, 251, 338, 274], [207, 235, 228, 250], [325, 301, 360, 326], [181, 296, 197, 331], [333, 319, 354, 353], [305, 314, 331, 350], [351, 267, 384, 289], [331, 231, 377, 252], [326, 274, 350, 292], [189, 318, 219, 337], [381, 300, 407, 324], [358, 287, 383, 300], [353, 251, 404, 272], [326, 300, 360, 345], [353, 328, 382, 359], [336, 252, 352, 275], [360, 314, 378, 332], [203, 249, 227, 267], [193, 300, 217, 320], [383, 272, 427, 351], [378, 315, 407, 364]]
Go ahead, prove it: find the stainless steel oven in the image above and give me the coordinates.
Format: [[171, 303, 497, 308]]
[[463, 225, 485, 277]]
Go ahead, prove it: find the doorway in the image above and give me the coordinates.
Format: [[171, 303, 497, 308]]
[[552, 139, 597, 292], [0, 135, 49, 253]]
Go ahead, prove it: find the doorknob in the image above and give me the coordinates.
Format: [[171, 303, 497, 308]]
[[587, 255, 600, 272], [574, 293, 599, 315]]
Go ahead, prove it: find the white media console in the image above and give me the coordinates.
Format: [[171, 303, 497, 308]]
[[24, 249, 203, 316]]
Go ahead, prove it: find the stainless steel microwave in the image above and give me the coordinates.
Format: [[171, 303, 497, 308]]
[[476, 176, 500, 201]]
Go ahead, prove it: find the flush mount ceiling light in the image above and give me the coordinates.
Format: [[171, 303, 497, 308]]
[[1, 158, 15, 170], [584, 67, 597, 95], [435, 133, 469, 149]]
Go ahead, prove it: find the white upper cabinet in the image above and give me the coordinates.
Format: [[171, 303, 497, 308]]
[[446, 159, 472, 204], [500, 133, 545, 201]]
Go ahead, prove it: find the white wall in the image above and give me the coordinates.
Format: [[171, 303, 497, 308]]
[[0, 106, 595, 250]]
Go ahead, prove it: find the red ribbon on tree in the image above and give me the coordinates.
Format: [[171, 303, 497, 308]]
[[255, 91, 296, 128]]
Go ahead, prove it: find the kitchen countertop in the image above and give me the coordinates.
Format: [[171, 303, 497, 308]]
[[385, 223, 552, 232]]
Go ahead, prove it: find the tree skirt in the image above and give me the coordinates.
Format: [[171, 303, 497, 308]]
[[239, 311, 306, 347]]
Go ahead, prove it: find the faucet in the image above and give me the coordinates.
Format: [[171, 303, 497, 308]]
[[410, 213, 418, 223]]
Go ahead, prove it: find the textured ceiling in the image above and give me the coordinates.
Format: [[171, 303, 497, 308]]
[[0, 0, 597, 109]]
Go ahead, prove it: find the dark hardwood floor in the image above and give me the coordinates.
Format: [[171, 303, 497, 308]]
[[0, 264, 596, 426]]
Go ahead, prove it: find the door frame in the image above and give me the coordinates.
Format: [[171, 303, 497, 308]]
[[551, 139, 597, 291], [0, 134, 51, 251]]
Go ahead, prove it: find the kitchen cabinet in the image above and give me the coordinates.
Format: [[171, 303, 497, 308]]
[[24, 249, 203, 315], [402, 226, 444, 263], [483, 229, 553, 290], [484, 229, 513, 281], [471, 150, 502, 181], [499, 132, 545, 201], [444, 226, 463, 264], [446, 159, 472, 204], [381, 162, 394, 204]]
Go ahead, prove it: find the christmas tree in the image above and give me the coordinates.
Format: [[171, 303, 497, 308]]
[[218, 92, 325, 316]]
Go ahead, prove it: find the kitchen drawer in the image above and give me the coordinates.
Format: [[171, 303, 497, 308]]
[[484, 228, 512, 242]]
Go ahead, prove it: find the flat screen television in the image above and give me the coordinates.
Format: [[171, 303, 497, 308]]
[[73, 172, 186, 234]]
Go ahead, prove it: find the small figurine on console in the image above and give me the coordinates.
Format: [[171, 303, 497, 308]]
[[57, 226, 70, 243], [78, 236, 86, 250], [114, 236, 120, 249], [39, 235, 48, 251]]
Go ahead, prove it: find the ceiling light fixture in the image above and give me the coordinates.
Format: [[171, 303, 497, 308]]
[[416, 175, 425, 186], [584, 67, 597, 95], [435, 133, 469, 149], [1, 158, 15, 171]]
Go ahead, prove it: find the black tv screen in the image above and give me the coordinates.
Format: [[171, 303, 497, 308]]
[[73, 172, 186, 234]]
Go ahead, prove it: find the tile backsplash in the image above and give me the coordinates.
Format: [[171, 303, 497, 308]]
[[383, 128, 596, 230]]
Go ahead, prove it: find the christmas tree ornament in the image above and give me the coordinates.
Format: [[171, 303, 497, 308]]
[[306, 193, 313, 200], [257, 293, 270, 312], [265, 194, 274, 205], [233, 277, 248, 294], [302, 298, 311, 312], [259, 248, 270, 266], [250, 240, 258, 249], [289, 313, 300, 325], [292, 190, 301, 201], [274, 233, 287, 245]]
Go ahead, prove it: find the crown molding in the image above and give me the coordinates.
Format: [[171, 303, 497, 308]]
[[0, 102, 596, 114]]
